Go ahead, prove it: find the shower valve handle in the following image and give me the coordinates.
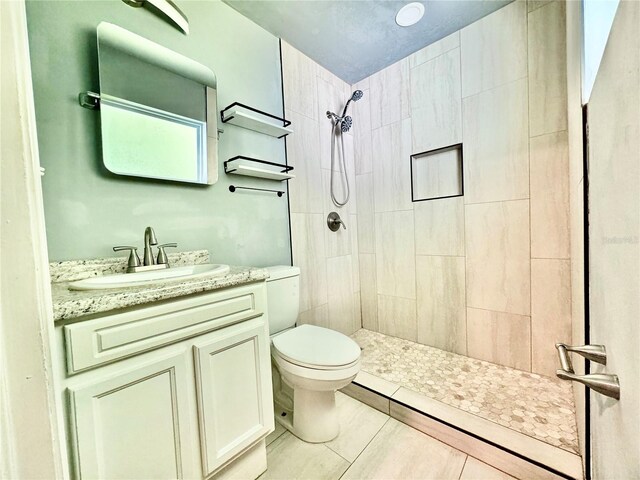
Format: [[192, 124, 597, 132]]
[[327, 212, 346, 232]]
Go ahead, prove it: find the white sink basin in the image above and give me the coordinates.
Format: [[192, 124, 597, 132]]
[[68, 264, 230, 291]]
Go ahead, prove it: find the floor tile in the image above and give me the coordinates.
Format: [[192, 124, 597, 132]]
[[259, 432, 349, 480], [341, 418, 467, 480], [460, 457, 517, 480], [340, 383, 391, 415], [324, 392, 389, 462], [265, 421, 286, 447]]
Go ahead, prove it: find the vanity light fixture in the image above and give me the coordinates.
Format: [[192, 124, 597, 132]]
[[395, 2, 425, 27], [122, 0, 189, 35]]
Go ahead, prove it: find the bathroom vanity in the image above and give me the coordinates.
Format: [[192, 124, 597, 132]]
[[51, 252, 274, 479]]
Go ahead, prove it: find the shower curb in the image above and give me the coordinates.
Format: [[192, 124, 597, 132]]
[[341, 379, 583, 480]]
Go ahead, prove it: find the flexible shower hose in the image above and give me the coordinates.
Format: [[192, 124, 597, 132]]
[[329, 121, 350, 207]]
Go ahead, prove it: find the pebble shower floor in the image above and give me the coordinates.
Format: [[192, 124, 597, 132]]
[[352, 329, 579, 454]]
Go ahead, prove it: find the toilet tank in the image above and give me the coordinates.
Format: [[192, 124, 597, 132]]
[[265, 266, 301, 335]]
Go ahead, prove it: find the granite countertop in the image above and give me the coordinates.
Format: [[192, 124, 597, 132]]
[[50, 250, 269, 322]]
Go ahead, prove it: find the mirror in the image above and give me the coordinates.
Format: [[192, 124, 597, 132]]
[[96, 22, 218, 184]]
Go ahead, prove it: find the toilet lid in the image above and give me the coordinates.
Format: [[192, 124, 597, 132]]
[[272, 325, 361, 368]]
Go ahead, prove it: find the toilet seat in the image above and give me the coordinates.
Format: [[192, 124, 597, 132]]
[[272, 349, 360, 384], [271, 324, 361, 370]]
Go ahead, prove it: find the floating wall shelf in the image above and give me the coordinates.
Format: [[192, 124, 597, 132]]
[[224, 156, 294, 182], [220, 102, 293, 138]]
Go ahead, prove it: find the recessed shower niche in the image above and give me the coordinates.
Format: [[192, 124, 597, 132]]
[[410, 143, 463, 202]]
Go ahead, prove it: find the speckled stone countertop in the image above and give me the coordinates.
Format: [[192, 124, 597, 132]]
[[50, 251, 269, 322]]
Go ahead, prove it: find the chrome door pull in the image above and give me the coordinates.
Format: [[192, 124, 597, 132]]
[[557, 343, 607, 364], [555, 343, 620, 400]]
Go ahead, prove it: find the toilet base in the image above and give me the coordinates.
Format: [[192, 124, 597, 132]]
[[271, 358, 358, 444], [292, 388, 339, 443], [274, 387, 340, 443]]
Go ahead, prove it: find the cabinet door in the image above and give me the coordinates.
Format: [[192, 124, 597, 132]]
[[68, 349, 197, 479], [193, 318, 274, 476]]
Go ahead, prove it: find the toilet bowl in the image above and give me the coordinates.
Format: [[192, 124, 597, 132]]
[[265, 266, 361, 443]]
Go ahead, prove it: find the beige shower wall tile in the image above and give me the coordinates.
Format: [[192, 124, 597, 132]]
[[465, 200, 531, 315], [298, 304, 329, 329], [353, 291, 362, 333], [359, 254, 378, 331], [375, 211, 416, 299], [416, 256, 466, 355], [467, 307, 532, 371], [372, 118, 413, 213], [350, 214, 360, 292], [530, 131, 570, 259], [463, 78, 529, 204], [318, 64, 349, 93], [369, 58, 411, 130], [291, 213, 328, 311], [353, 89, 373, 174], [281, 41, 318, 119], [531, 259, 572, 377], [460, 0, 527, 98], [356, 174, 375, 253], [528, 0, 568, 137], [322, 170, 352, 258], [327, 255, 356, 335], [355, 128, 373, 176], [409, 31, 460, 69], [528, 0, 553, 13], [411, 48, 462, 153], [377, 295, 417, 342], [286, 109, 323, 214], [414, 197, 465, 256]]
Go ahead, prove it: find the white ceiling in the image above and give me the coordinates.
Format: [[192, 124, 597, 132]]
[[223, 0, 514, 84]]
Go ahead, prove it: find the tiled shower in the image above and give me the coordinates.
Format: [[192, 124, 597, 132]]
[[283, 0, 575, 463]]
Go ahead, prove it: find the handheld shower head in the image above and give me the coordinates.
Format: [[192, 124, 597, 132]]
[[341, 90, 364, 119]]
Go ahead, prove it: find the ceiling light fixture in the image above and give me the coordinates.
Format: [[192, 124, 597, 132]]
[[395, 2, 425, 27]]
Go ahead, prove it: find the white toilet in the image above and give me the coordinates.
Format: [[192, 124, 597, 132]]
[[265, 266, 361, 443]]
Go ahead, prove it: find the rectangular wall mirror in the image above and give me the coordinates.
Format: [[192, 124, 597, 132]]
[[95, 22, 218, 185]]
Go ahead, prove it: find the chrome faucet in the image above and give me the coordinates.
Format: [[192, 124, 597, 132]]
[[143, 226, 158, 266]]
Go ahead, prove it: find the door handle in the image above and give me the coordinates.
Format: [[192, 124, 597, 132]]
[[555, 343, 620, 400]]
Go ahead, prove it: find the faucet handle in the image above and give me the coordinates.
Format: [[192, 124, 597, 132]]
[[113, 246, 142, 269], [156, 243, 178, 265]]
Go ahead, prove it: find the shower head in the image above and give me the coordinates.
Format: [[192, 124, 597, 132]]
[[341, 90, 364, 118], [341, 116, 353, 133]]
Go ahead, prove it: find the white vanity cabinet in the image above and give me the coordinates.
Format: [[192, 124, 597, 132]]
[[68, 347, 199, 479], [193, 319, 273, 476], [57, 282, 274, 480]]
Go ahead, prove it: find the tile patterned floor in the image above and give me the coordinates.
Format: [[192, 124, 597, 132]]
[[351, 329, 579, 454], [261, 392, 516, 480]]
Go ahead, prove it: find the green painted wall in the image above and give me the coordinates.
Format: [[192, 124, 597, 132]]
[[26, 0, 291, 266]]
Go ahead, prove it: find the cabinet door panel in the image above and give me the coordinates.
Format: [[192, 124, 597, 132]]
[[68, 350, 197, 479], [193, 318, 273, 475]]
